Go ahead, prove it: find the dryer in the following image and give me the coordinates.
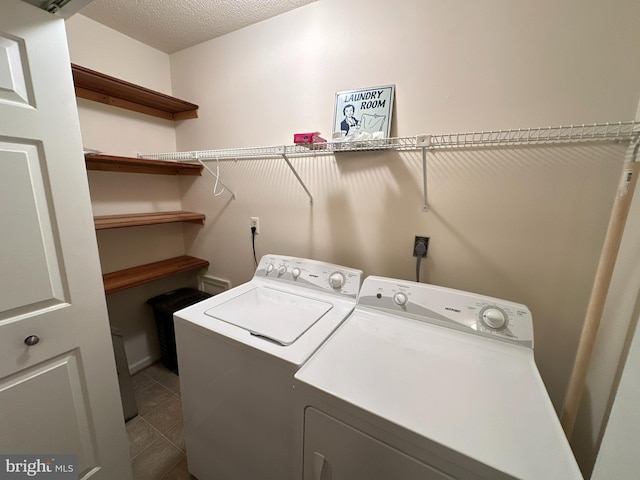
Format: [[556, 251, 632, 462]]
[[294, 276, 582, 479], [174, 254, 362, 480]]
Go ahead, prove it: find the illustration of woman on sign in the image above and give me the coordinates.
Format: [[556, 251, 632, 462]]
[[340, 104, 360, 134]]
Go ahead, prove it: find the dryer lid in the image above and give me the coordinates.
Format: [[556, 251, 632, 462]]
[[204, 287, 333, 345]]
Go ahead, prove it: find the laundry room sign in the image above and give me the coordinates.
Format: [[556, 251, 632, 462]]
[[333, 85, 395, 139]]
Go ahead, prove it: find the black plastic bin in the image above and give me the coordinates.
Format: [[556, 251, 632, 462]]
[[147, 287, 213, 373]]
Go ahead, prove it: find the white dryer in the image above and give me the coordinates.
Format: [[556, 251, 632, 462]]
[[294, 276, 583, 480], [174, 254, 362, 480]]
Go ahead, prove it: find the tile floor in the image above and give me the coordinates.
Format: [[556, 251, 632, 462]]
[[127, 362, 195, 480]]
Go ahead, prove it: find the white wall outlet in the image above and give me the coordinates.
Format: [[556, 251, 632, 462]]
[[250, 216, 260, 234]]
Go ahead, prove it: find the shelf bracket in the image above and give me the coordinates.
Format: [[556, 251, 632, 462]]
[[421, 147, 429, 212], [632, 134, 640, 163], [279, 149, 314, 205], [416, 135, 431, 212]]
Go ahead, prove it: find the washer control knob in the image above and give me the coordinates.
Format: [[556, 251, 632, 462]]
[[277, 265, 287, 276], [393, 292, 408, 306], [265, 263, 274, 274], [292, 267, 301, 279], [328, 272, 345, 289], [482, 308, 507, 329]]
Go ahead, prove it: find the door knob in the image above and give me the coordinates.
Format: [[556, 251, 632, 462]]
[[24, 335, 40, 346]]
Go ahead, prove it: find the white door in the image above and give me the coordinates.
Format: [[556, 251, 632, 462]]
[[0, 1, 131, 478]]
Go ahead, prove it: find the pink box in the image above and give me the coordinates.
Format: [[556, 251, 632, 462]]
[[294, 132, 326, 144]]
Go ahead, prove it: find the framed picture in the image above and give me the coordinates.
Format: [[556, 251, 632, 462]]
[[333, 85, 395, 139]]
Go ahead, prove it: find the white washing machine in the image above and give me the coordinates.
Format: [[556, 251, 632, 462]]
[[174, 254, 362, 480], [294, 276, 583, 480]]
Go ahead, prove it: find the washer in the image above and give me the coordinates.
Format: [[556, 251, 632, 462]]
[[174, 254, 362, 480], [294, 276, 582, 479]]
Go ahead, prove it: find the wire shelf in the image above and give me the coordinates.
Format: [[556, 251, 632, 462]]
[[139, 122, 639, 162], [139, 136, 418, 162], [427, 122, 639, 149], [138, 121, 639, 209]]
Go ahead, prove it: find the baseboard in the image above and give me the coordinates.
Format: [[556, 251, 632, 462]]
[[129, 355, 158, 375]]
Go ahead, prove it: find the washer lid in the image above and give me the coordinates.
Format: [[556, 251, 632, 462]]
[[204, 287, 333, 345]]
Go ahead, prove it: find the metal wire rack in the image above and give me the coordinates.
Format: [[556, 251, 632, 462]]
[[425, 121, 639, 149], [139, 121, 640, 208], [139, 137, 418, 205], [141, 122, 638, 161], [139, 136, 418, 162]]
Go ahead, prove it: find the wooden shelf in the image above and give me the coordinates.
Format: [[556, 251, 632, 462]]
[[71, 63, 199, 121], [103, 255, 209, 295], [95, 211, 205, 230], [85, 154, 203, 176]]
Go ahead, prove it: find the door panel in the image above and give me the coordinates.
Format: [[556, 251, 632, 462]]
[[0, 141, 65, 317], [0, 33, 32, 107], [0, 350, 97, 472], [0, 2, 131, 478]]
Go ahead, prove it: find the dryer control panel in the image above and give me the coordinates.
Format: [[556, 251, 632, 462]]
[[255, 254, 362, 298], [358, 276, 534, 348]]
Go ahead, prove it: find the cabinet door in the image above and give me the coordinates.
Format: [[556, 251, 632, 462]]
[[0, 2, 131, 478], [303, 407, 453, 480]]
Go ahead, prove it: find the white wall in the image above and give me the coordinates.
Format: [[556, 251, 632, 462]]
[[66, 14, 171, 94], [168, 0, 640, 474], [591, 309, 640, 479], [65, 14, 199, 372]]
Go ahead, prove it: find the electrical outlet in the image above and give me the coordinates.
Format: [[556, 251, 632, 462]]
[[413, 236, 429, 257], [250, 217, 260, 234]]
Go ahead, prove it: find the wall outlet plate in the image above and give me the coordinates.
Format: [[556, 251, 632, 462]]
[[250, 217, 260, 234], [413, 236, 429, 257]]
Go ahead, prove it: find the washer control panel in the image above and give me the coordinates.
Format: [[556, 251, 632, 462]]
[[255, 254, 362, 298], [358, 276, 533, 348]]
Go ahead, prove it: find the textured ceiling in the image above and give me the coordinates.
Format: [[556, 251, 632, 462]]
[[79, 0, 316, 54]]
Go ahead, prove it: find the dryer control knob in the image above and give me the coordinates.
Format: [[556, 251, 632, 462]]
[[277, 265, 287, 276], [482, 308, 507, 329], [393, 292, 408, 306], [328, 272, 345, 289], [265, 263, 274, 274], [292, 267, 301, 279]]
